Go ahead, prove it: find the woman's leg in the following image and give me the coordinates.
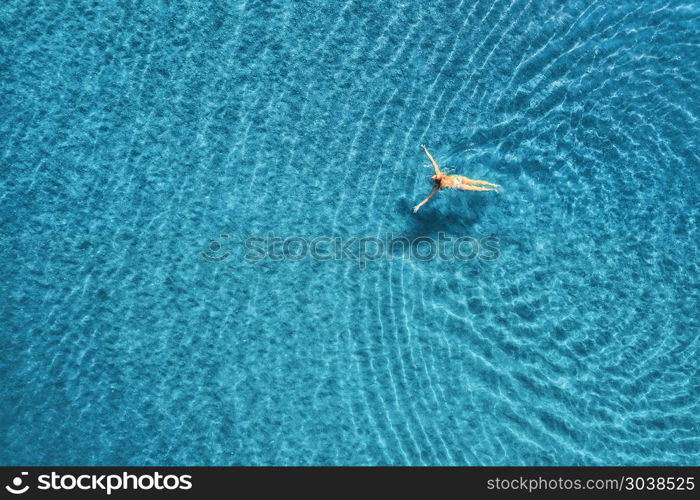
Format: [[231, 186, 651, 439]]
[[466, 179, 500, 187]]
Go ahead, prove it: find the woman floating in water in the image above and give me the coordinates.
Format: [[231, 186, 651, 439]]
[[413, 145, 499, 213]]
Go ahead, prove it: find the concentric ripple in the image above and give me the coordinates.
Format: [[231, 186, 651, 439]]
[[1, 0, 698, 465]]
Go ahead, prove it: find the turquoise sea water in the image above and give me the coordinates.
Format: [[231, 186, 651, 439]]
[[2, 0, 698, 465]]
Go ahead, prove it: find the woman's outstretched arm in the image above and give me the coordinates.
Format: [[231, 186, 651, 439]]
[[413, 185, 439, 213], [420, 145, 442, 176]]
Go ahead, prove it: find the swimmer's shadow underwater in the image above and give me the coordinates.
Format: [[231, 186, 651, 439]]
[[398, 194, 488, 241]]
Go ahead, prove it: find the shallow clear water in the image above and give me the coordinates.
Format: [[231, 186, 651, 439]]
[[1, 0, 698, 465]]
